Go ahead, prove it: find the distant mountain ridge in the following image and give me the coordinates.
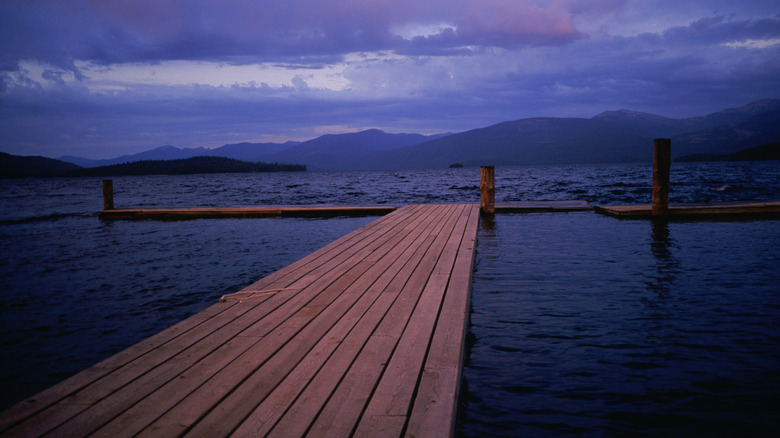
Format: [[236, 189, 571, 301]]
[[362, 99, 780, 169], [671, 108, 780, 157], [60, 145, 209, 167], [676, 142, 780, 162], [42, 98, 780, 171], [60, 141, 301, 168], [0, 152, 81, 178], [68, 156, 306, 177], [0, 155, 307, 178], [205, 141, 300, 161], [259, 129, 448, 170], [59, 130, 445, 170]]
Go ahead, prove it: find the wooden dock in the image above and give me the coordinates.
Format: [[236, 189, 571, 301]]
[[496, 200, 591, 213], [99, 200, 780, 222], [99, 205, 398, 220], [0, 204, 480, 437], [99, 201, 593, 220], [596, 201, 780, 219], [98, 201, 592, 221]]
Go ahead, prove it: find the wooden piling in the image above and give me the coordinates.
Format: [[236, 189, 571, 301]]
[[102, 180, 114, 211], [652, 139, 671, 216], [480, 166, 495, 215]]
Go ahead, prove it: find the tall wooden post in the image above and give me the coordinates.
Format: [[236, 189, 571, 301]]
[[480, 166, 495, 215], [102, 180, 114, 211], [652, 138, 671, 216]]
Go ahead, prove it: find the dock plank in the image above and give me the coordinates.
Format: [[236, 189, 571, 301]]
[[99, 205, 397, 220], [595, 201, 780, 218], [353, 205, 474, 437], [406, 205, 480, 437], [0, 204, 480, 438], [271, 205, 462, 437], [2, 206, 420, 437], [496, 200, 591, 212], [217, 204, 451, 437], [136, 206, 431, 437], [187, 205, 452, 437], [0, 301, 241, 436]]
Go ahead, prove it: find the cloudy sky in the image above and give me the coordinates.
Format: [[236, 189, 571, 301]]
[[1, 0, 779, 159]]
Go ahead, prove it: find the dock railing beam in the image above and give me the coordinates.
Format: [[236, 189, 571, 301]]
[[480, 166, 495, 215], [102, 180, 114, 211], [652, 138, 671, 216]]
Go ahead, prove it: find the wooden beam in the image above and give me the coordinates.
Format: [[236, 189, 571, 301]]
[[595, 201, 780, 219], [102, 180, 114, 211], [652, 138, 671, 216], [99, 205, 397, 220], [480, 166, 495, 215]]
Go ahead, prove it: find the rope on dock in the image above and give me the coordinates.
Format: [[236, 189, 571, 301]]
[[219, 287, 300, 303]]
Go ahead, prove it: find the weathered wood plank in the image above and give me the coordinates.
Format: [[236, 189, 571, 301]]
[[495, 200, 591, 212], [99, 205, 397, 220], [353, 204, 472, 437], [184, 256, 418, 435], [302, 205, 466, 437], [0, 301, 239, 436], [406, 204, 480, 438], [9, 297, 278, 438], [254, 205, 458, 437], [2, 206, 419, 437], [595, 201, 780, 218], [236, 204, 421, 294], [133, 205, 437, 436], [90, 337, 258, 438], [193, 205, 453, 437], [2, 203, 481, 438], [136, 206, 433, 437]]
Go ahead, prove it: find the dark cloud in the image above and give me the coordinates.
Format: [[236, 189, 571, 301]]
[[1, 1, 779, 158], [1, 0, 591, 70], [660, 15, 780, 45]]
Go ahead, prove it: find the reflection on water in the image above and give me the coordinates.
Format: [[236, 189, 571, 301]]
[[461, 212, 780, 437], [478, 214, 496, 233], [646, 219, 678, 296]]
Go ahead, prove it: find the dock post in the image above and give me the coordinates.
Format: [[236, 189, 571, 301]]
[[102, 180, 114, 211], [480, 166, 495, 215], [652, 138, 671, 216]]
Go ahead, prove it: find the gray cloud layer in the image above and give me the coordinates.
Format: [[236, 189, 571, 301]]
[[1, 0, 779, 158]]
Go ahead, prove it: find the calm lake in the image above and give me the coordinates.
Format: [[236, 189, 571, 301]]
[[1, 162, 779, 436]]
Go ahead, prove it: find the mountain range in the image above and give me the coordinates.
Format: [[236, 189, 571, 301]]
[[42, 98, 780, 171], [0, 155, 305, 179], [59, 141, 302, 168]]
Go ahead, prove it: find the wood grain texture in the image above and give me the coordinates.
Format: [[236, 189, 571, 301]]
[[1, 204, 479, 438]]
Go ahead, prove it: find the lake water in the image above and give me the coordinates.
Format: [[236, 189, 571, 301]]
[[464, 213, 780, 437], [1, 162, 779, 436]]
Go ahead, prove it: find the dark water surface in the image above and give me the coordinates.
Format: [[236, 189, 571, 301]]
[[0, 215, 375, 410], [462, 213, 780, 437], [1, 162, 779, 435]]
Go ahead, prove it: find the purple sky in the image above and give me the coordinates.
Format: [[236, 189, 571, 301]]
[[2, 0, 779, 159]]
